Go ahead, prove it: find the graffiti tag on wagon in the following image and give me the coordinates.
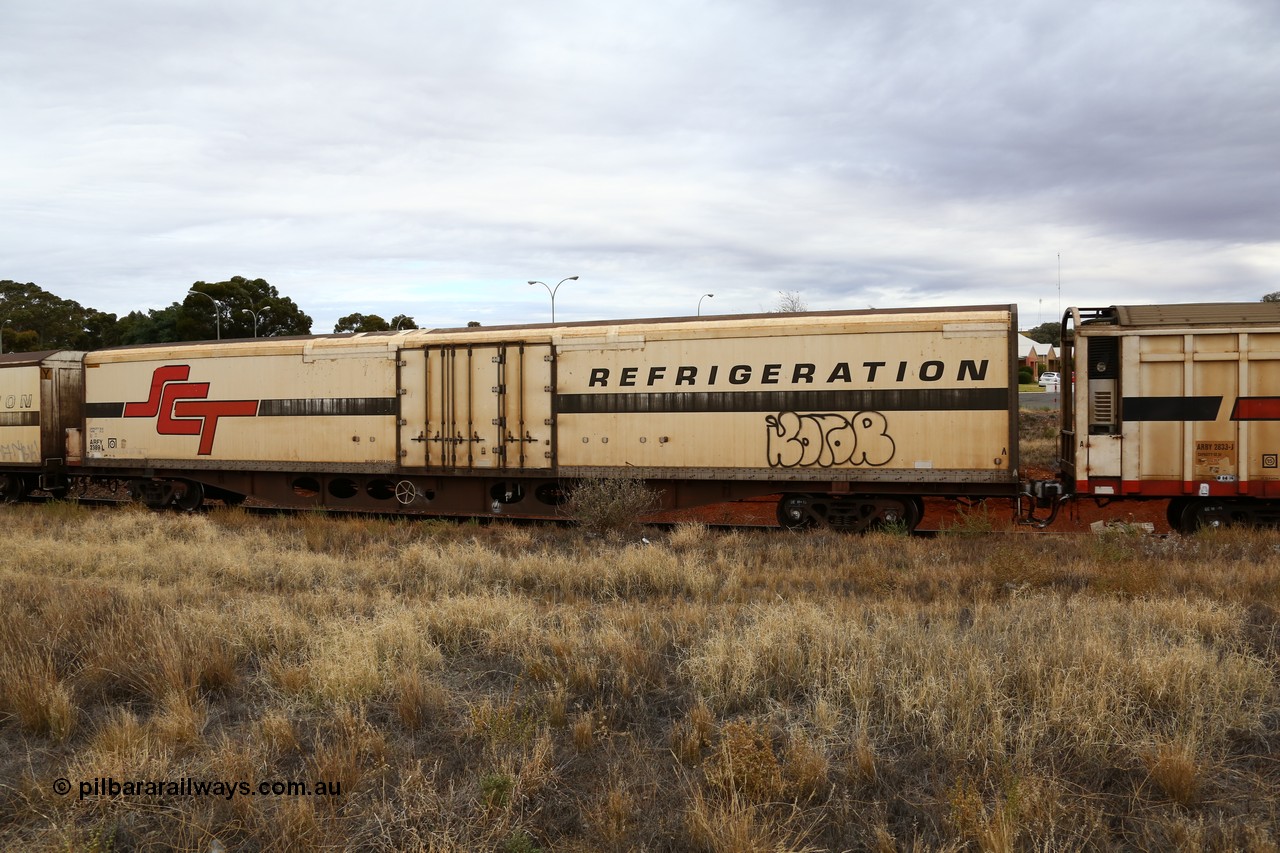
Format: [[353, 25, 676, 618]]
[[765, 411, 895, 468], [0, 441, 40, 463]]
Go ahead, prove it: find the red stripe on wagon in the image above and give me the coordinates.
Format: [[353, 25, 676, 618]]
[[1231, 397, 1280, 420]]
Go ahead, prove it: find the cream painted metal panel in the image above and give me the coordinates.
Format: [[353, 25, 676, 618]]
[[76, 309, 1017, 480], [1191, 345, 1238, 482], [1120, 333, 1141, 484], [1137, 334, 1184, 479], [465, 349, 502, 470], [503, 343, 553, 470], [0, 365, 42, 464], [1086, 436, 1122, 481], [554, 309, 1016, 480], [0, 352, 85, 468], [1242, 333, 1280, 490], [1090, 315, 1280, 495], [398, 348, 427, 467], [425, 346, 488, 468], [558, 410, 1013, 478], [84, 345, 400, 465]]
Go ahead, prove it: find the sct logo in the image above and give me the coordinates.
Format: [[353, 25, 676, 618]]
[[123, 365, 258, 455]]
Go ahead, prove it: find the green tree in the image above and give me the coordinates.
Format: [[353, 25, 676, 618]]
[[80, 309, 123, 348], [1024, 321, 1061, 346], [114, 310, 158, 345], [115, 306, 183, 345], [183, 277, 312, 340], [334, 313, 391, 333], [0, 280, 119, 351], [389, 314, 418, 330], [1261, 292, 1280, 302], [5, 329, 40, 352]]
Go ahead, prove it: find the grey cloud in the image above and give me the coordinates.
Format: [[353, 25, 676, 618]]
[[1, 0, 1277, 331]]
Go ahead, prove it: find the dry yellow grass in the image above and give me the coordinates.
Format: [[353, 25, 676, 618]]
[[0, 503, 1276, 851]]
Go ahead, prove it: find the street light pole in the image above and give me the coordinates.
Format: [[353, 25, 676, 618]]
[[241, 302, 271, 338], [0, 318, 9, 354], [241, 308, 266, 338], [527, 276, 578, 323], [698, 293, 714, 316], [187, 290, 222, 340]]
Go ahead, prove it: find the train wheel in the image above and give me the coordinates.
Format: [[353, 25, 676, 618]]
[[0, 474, 26, 503], [130, 478, 179, 511], [1178, 499, 1229, 533], [876, 497, 921, 532], [173, 481, 205, 512], [1166, 498, 1189, 532], [777, 494, 817, 530]]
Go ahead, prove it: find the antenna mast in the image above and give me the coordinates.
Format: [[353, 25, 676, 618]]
[[1057, 253, 1062, 342]]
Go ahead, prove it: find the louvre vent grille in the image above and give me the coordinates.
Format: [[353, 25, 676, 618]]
[[1090, 389, 1114, 425]]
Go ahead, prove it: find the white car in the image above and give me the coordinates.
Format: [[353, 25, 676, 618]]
[[1038, 371, 1060, 389]]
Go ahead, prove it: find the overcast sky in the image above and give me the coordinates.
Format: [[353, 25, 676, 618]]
[[3, 0, 1278, 333]]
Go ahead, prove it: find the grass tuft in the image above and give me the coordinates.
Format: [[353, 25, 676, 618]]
[[1144, 740, 1202, 807]]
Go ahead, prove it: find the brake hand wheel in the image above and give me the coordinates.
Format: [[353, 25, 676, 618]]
[[394, 480, 418, 505]]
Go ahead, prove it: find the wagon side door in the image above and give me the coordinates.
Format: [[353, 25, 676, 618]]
[[500, 342, 553, 470], [416, 343, 553, 470], [397, 347, 428, 468]]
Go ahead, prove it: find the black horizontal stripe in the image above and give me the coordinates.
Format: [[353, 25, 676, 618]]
[[0, 412, 39, 427], [257, 397, 397, 417], [85, 402, 125, 418], [1123, 396, 1222, 422], [556, 388, 1009, 415]]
